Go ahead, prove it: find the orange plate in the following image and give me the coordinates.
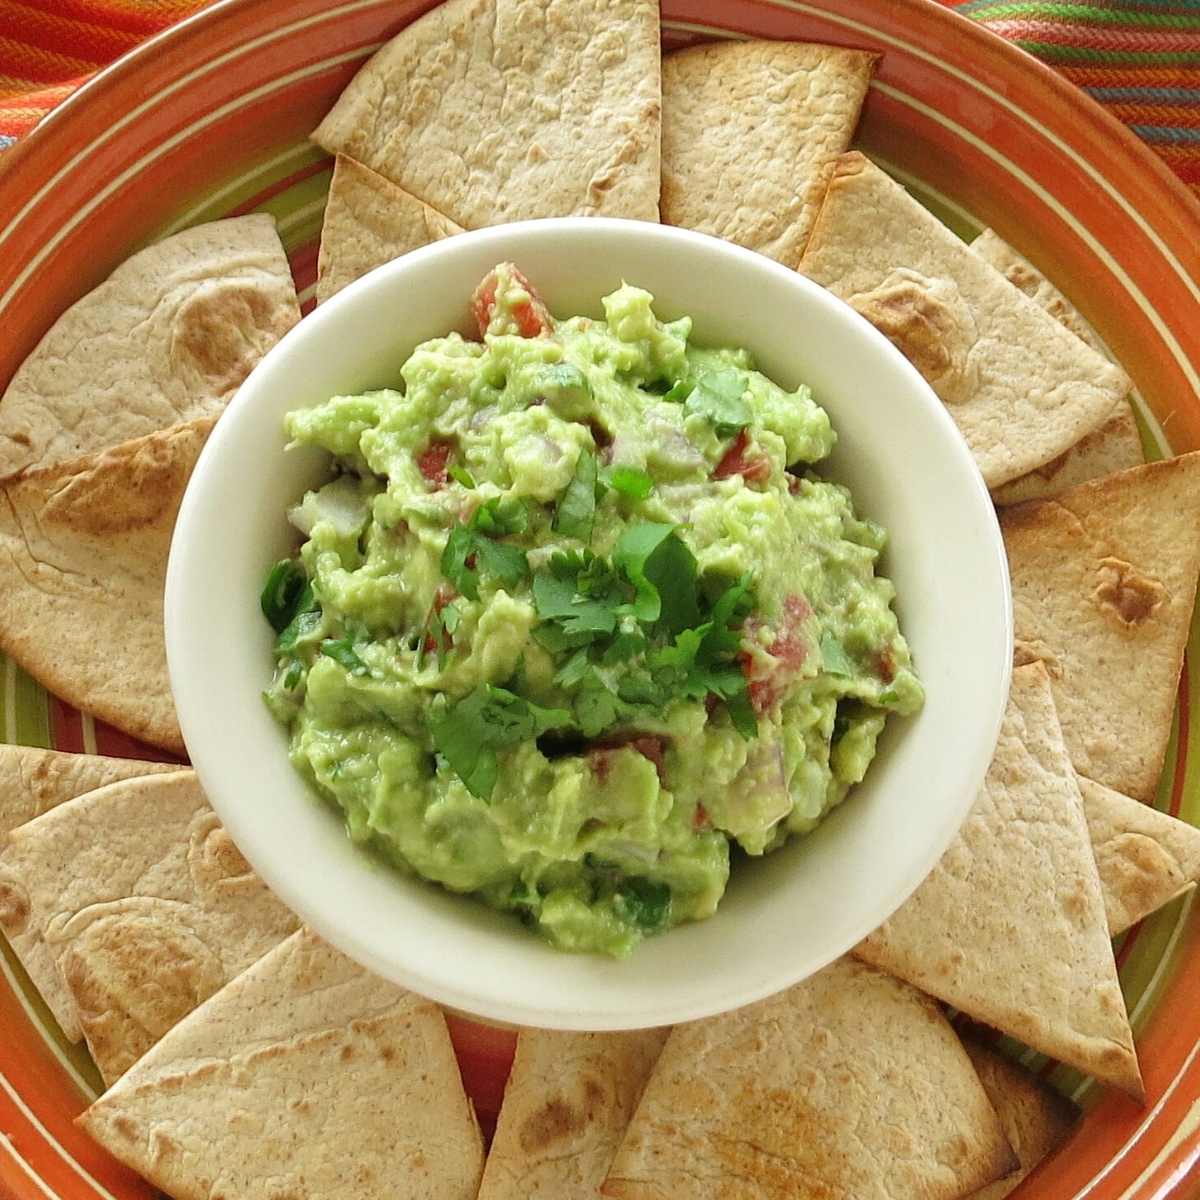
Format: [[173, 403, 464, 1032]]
[[1, 1, 1199, 1197]]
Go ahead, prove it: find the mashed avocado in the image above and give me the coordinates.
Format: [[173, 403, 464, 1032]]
[[262, 263, 923, 957]]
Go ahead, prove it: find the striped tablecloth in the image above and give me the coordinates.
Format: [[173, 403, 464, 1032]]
[[0, 0, 1197, 195]]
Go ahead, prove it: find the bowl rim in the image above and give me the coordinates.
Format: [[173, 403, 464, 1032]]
[[166, 214, 1013, 1028]]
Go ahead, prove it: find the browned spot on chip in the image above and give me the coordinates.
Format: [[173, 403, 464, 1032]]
[[848, 271, 977, 404], [0, 873, 30, 933], [1093, 557, 1165, 627], [519, 1095, 589, 1153]]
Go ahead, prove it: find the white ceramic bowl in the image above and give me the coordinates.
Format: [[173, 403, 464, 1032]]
[[166, 217, 1011, 1029]]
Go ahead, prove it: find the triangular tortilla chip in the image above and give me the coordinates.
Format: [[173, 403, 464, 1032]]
[[661, 41, 875, 268], [798, 154, 1128, 488], [479, 1028, 667, 1200], [312, 0, 661, 227], [0, 214, 298, 481], [972, 230, 1143, 506], [1080, 774, 1200, 936], [602, 956, 1016, 1200], [961, 1033, 1078, 1200], [80, 928, 484, 1200], [0, 744, 175, 839], [1001, 452, 1200, 800], [316, 156, 463, 304], [856, 663, 1142, 1098], [0, 771, 297, 1074], [0, 418, 212, 752]]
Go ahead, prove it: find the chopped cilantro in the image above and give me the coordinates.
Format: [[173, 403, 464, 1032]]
[[604, 465, 654, 501], [440, 499, 530, 600], [682, 369, 750, 436], [448, 463, 476, 489], [614, 877, 672, 932], [532, 552, 622, 644], [554, 448, 599, 541], [321, 637, 368, 676], [661, 379, 692, 403], [613, 523, 700, 633], [281, 660, 304, 691], [261, 559, 308, 634], [429, 685, 571, 800], [276, 585, 322, 653], [820, 631, 855, 677], [725, 692, 758, 740]]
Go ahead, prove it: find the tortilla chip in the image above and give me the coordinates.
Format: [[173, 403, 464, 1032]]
[[312, 0, 661, 228], [661, 41, 875, 268], [856, 662, 1142, 1098], [1001, 452, 1200, 801], [316, 156, 463, 304], [479, 1028, 668, 1199], [961, 1034, 1078, 1200], [80, 927, 484, 1200], [0, 418, 212, 753], [1080, 774, 1200, 936], [798, 154, 1128, 488], [0, 214, 298, 481], [972, 230, 1144, 506], [0, 771, 297, 1074], [602, 956, 1015, 1200], [0, 744, 175, 839]]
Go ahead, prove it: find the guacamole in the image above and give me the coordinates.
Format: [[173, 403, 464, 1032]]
[[262, 263, 923, 957]]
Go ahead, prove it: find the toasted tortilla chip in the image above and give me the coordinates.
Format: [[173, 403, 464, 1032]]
[[661, 41, 875, 267], [0, 215, 298, 481], [1080, 775, 1200, 936], [1001, 452, 1200, 801], [798, 154, 1127, 488], [312, 0, 661, 227], [0, 744, 175, 839], [602, 956, 1015, 1200], [480, 1028, 667, 1200], [316, 156, 463, 304], [856, 663, 1142, 1098], [961, 1034, 1078, 1200], [0, 771, 297, 1074], [81, 928, 484, 1200], [972, 230, 1144, 506], [0, 418, 211, 753]]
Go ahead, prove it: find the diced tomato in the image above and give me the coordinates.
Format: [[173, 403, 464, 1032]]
[[738, 593, 812, 714], [470, 265, 551, 338], [877, 647, 897, 684], [692, 804, 710, 831], [588, 734, 668, 785], [787, 473, 803, 495], [416, 439, 453, 488], [714, 429, 771, 485]]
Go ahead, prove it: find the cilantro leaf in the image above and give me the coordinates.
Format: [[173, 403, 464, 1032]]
[[604, 465, 654, 501], [820, 631, 856, 677], [429, 685, 570, 800], [613, 523, 675, 624], [614, 877, 672, 933], [472, 497, 529, 537], [661, 379, 692, 403], [554, 648, 593, 689], [683, 369, 750, 436], [448, 463, 476, 489], [601, 631, 647, 666], [554, 448, 599, 541], [725, 691, 758, 740], [613, 523, 701, 634], [474, 537, 529, 590], [261, 559, 308, 634], [441, 526, 481, 601], [440, 500, 530, 600], [321, 637, 368, 676], [532, 560, 619, 641], [276, 584, 322, 653]]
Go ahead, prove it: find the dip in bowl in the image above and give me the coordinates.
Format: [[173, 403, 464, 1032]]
[[166, 218, 1010, 1028]]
